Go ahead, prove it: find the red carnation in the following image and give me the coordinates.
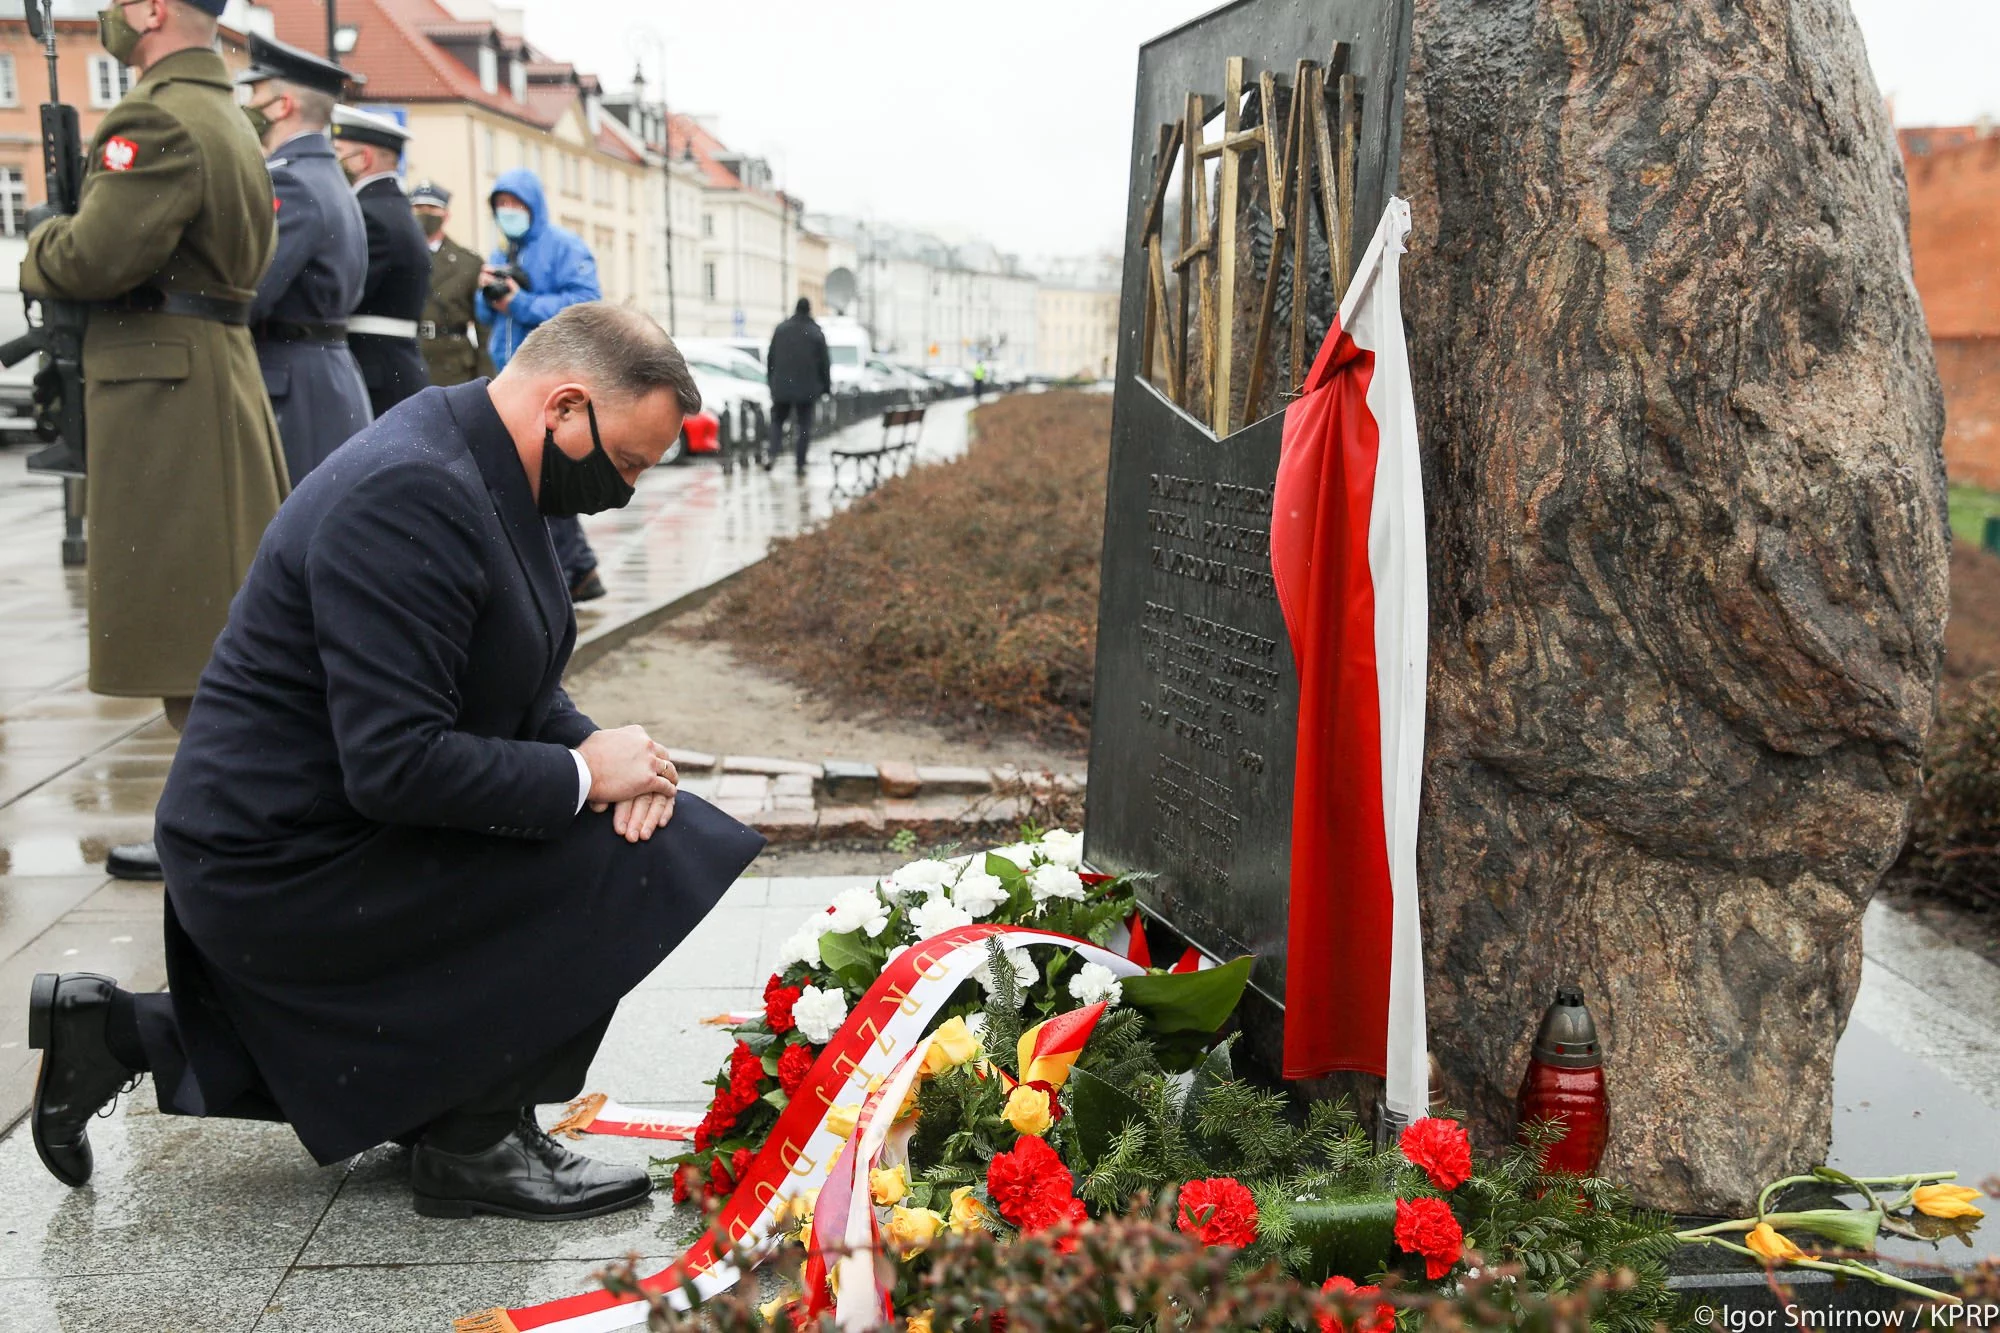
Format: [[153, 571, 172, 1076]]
[[728, 1040, 764, 1102], [693, 1084, 748, 1151], [709, 1153, 736, 1195], [777, 1041, 816, 1095], [1318, 1276, 1396, 1333], [1054, 1196, 1089, 1254], [764, 974, 803, 1035], [986, 1134, 1078, 1232], [731, 1147, 754, 1183], [671, 1162, 697, 1205], [1393, 1196, 1465, 1280], [1398, 1117, 1473, 1191], [1176, 1176, 1259, 1248]]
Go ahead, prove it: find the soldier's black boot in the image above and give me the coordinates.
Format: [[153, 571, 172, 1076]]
[[106, 840, 163, 881], [28, 973, 138, 1187]]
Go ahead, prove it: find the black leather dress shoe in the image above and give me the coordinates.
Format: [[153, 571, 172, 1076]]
[[569, 570, 607, 603], [410, 1112, 652, 1220], [106, 841, 163, 881], [28, 973, 137, 1187]]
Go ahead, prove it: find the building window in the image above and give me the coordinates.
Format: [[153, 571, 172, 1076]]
[[703, 262, 716, 300], [509, 60, 527, 103], [481, 124, 496, 168], [701, 212, 713, 238], [478, 45, 498, 94], [0, 167, 26, 237], [0, 55, 17, 108], [532, 143, 544, 179], [88, 56, 133, 108]]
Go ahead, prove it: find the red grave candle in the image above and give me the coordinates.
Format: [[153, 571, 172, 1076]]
[[1515, 984, 1609, 1176]]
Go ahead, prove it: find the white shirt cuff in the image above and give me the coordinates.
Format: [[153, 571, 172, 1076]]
[[570, 748, 592, 813]]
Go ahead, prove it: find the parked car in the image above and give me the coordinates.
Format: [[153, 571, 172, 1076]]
[[922, 365, 974, 394], [821, 318, 872, 392], [678, 337, 768, 386], [865, 358, 930, 401], [669, 363, 770, 465], [0, 237, 39, 438]]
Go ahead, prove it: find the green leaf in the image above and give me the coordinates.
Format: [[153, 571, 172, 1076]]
[[1119, 956, 1255, 1035], [761, 1088, 791, 1111], [987, 853, 1035, 917], [1290, 1192, 1399, 1283], [1068, 1065, 1146, 1166], [815, 927, 880, 992], [760, 1053, 781, 1077]]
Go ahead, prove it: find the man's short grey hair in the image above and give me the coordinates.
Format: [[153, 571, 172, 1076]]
[[509, 303, 702, 416], [272, 80, 335, 130]]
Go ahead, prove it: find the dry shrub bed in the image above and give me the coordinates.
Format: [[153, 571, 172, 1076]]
[[702, 392, 1110, 746]]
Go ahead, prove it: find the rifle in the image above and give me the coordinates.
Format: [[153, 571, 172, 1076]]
[[0, 0, 88, 478]]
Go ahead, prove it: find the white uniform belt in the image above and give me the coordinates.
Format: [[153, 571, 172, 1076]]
[[347, 315, 420, 339]]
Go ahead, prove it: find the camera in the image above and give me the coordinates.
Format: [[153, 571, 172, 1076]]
[[480, 263, 531, 305]]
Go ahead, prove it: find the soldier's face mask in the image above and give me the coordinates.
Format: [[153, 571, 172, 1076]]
[[97, 0, 150, 64], [416, 212, 445, 237], [240, 92, 283, 143], [538, 398, 635, 517]]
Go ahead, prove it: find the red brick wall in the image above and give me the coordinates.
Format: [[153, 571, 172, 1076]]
[[1935, 337, 2000, 490]]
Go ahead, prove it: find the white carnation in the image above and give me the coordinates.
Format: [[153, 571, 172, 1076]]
[[887, 859, 955, 899], [777, 925, 822, 970], [907, 895, 975, 940], [793, 984, 849, 1045], [1067, 962, 1124, 1008], [988, 843, 1037, 870], [1038, 828, 1084, 868], [950, 868, 1010, 918], [1028, 863, 1087, 904], [886, 944, 909, 967], [826, 885, 891, 938], [972, 947, 1037, 998]]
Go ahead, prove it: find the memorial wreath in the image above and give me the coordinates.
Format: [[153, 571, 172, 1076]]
[[465, 831, 1984, 1332]]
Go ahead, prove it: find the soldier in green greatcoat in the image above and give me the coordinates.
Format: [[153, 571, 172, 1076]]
[[409, 181, 494, 387], [19, 0, 286, 880]]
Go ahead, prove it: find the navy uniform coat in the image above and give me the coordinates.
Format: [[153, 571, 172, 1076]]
[[252, 131, 371, 482], [152, 382, 765, 1163], [347, 175, 432, 416]]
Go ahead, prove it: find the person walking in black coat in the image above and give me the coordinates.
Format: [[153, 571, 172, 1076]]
[[765, 297, 831, 474], [26, 304, 765, 1221]]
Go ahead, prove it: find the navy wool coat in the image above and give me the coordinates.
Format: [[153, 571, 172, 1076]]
[[154, 381, 764, 1163]]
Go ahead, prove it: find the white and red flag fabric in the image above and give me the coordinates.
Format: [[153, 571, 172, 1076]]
[[1268, 197, 1430, 1121]]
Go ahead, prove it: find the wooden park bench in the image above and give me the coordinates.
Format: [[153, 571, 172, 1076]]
[[830, 405, 926, 496]]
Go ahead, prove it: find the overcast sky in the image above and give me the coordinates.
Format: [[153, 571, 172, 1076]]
[[522, 0, 1998, 260]]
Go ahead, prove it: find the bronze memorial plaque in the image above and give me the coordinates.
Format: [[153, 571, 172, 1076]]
[[1085, 0, 1412, 1013]]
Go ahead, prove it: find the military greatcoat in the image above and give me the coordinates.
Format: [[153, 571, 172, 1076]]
[[21, 47, 286, 699], [420, 232, 494, 387]]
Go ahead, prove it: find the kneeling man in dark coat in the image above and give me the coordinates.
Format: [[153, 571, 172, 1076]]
[[27, 302, 764, 1220]]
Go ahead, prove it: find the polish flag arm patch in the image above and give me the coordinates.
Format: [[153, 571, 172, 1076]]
[[101, 137, 138, 171]]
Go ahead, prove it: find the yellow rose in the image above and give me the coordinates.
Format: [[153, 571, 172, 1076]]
[[825, 1103, 861, 1140], [1745, 1222, 1806, 1263], [905, 1312, 935, 1333], [948, 1185, 991, 1235], [1912, 1184, 1985, 1220], [759, 1294, 794, 1323], [884, 1205, 946, 1257], [1004, 1082, 1055, 1136], [778, 1187, 819, 1240], [870, 1163, 911, 1206], [921, 1017, 983, 1075]]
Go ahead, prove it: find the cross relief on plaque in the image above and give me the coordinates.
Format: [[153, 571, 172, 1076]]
[[1137, 48, 1364, 440]]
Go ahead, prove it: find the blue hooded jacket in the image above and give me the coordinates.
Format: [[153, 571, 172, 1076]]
[[478, 168, 601, 369]]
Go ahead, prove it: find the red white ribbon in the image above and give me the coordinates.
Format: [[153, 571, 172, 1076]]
[[456, 924, 1144, 1332]]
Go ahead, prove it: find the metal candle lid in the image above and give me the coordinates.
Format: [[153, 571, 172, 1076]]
[[1530, 984, 1602, 1069]]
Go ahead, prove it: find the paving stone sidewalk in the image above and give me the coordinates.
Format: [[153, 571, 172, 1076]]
[[0, 397, 978, 1135]]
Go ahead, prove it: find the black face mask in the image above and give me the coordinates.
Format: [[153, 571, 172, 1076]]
[[537, 400, 635, 516]]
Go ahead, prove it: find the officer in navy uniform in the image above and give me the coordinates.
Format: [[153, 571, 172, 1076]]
[[330, 106, 431, 417], [237, 33, 371, 482]]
